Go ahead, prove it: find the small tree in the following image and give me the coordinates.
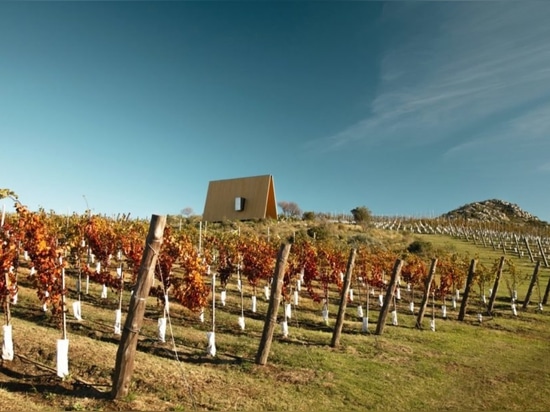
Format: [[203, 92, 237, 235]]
[[181, 207, 194, 217], [278, 201, 302, 219], [350, 206, 372, 226]]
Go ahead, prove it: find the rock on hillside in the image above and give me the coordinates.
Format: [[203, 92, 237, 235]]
[[441, 199, 545, 225]]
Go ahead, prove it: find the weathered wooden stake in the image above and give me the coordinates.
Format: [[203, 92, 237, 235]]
[[375, 259, 404, 336], [487, 256, 505, 315], [522, 260, 541, 309], [330, 248, 357, 348], [536, 238, 549, 268], [415, 258, 438, 329], [111, 214, 166, 400], [255, 243, 291, 366], [524, 237, 535, 263], [458, 259, 477, 321], [543, 272, 550, 305], [514, 235, 521, 259], [481, 231, 487, 248]]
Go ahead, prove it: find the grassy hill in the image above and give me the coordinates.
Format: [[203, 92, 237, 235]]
[[1, 224, 549, 411]]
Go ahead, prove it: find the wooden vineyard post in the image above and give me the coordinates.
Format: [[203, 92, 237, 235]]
[[536, 238, 549, 268], [458, 259, 477, 321], [255, 243, 292, 366], [330, 248, 357, 348], [481, 231, 487, 248], [514, 235, 521, 259], [522, 260, 541, 309], [543, 273, 550, 306], [111, 215, 166, 400], [487, 256, 505, 315], [524, 237, 535, 263], [415, 258, 438, 329], [375, 259, 404, 336]]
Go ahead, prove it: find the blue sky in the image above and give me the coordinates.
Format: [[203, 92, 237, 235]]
[[1, 1, 550, 222]]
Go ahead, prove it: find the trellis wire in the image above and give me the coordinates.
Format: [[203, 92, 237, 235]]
[[151, 244, 198, 411]]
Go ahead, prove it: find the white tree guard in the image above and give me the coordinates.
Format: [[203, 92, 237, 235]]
[[206, 332, 216, 356], [101, 284, 108, 299], [72, 301, 82, 321], [56, 339, 69, 378], [2, 324, 14, 361], [237, 316, 245, 330], [280, 321, 289, 338], [251, 296, 257, 313], [391, 310, 398, 326], [285, 303, 292, 320], [322, 304, 329, 324], [220, 290, 227, 306], [362, 317, 369, 333], [357, 305, 364, 318], [158, 317, 167, 343], [114, 309, 122, 335], [164, 295, 170, 315]]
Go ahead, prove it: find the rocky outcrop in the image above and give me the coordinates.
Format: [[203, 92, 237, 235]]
[[441, 199, 544, 225]]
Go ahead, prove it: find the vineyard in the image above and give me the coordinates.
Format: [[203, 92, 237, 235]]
[[0, 195, 549, 411]]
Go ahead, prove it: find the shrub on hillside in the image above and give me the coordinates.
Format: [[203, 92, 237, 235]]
[[406, 240, 433, 257]]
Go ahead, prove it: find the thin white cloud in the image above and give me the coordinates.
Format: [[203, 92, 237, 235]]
[[309, 2, 550, 153], [443, 102, 550, 173]]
